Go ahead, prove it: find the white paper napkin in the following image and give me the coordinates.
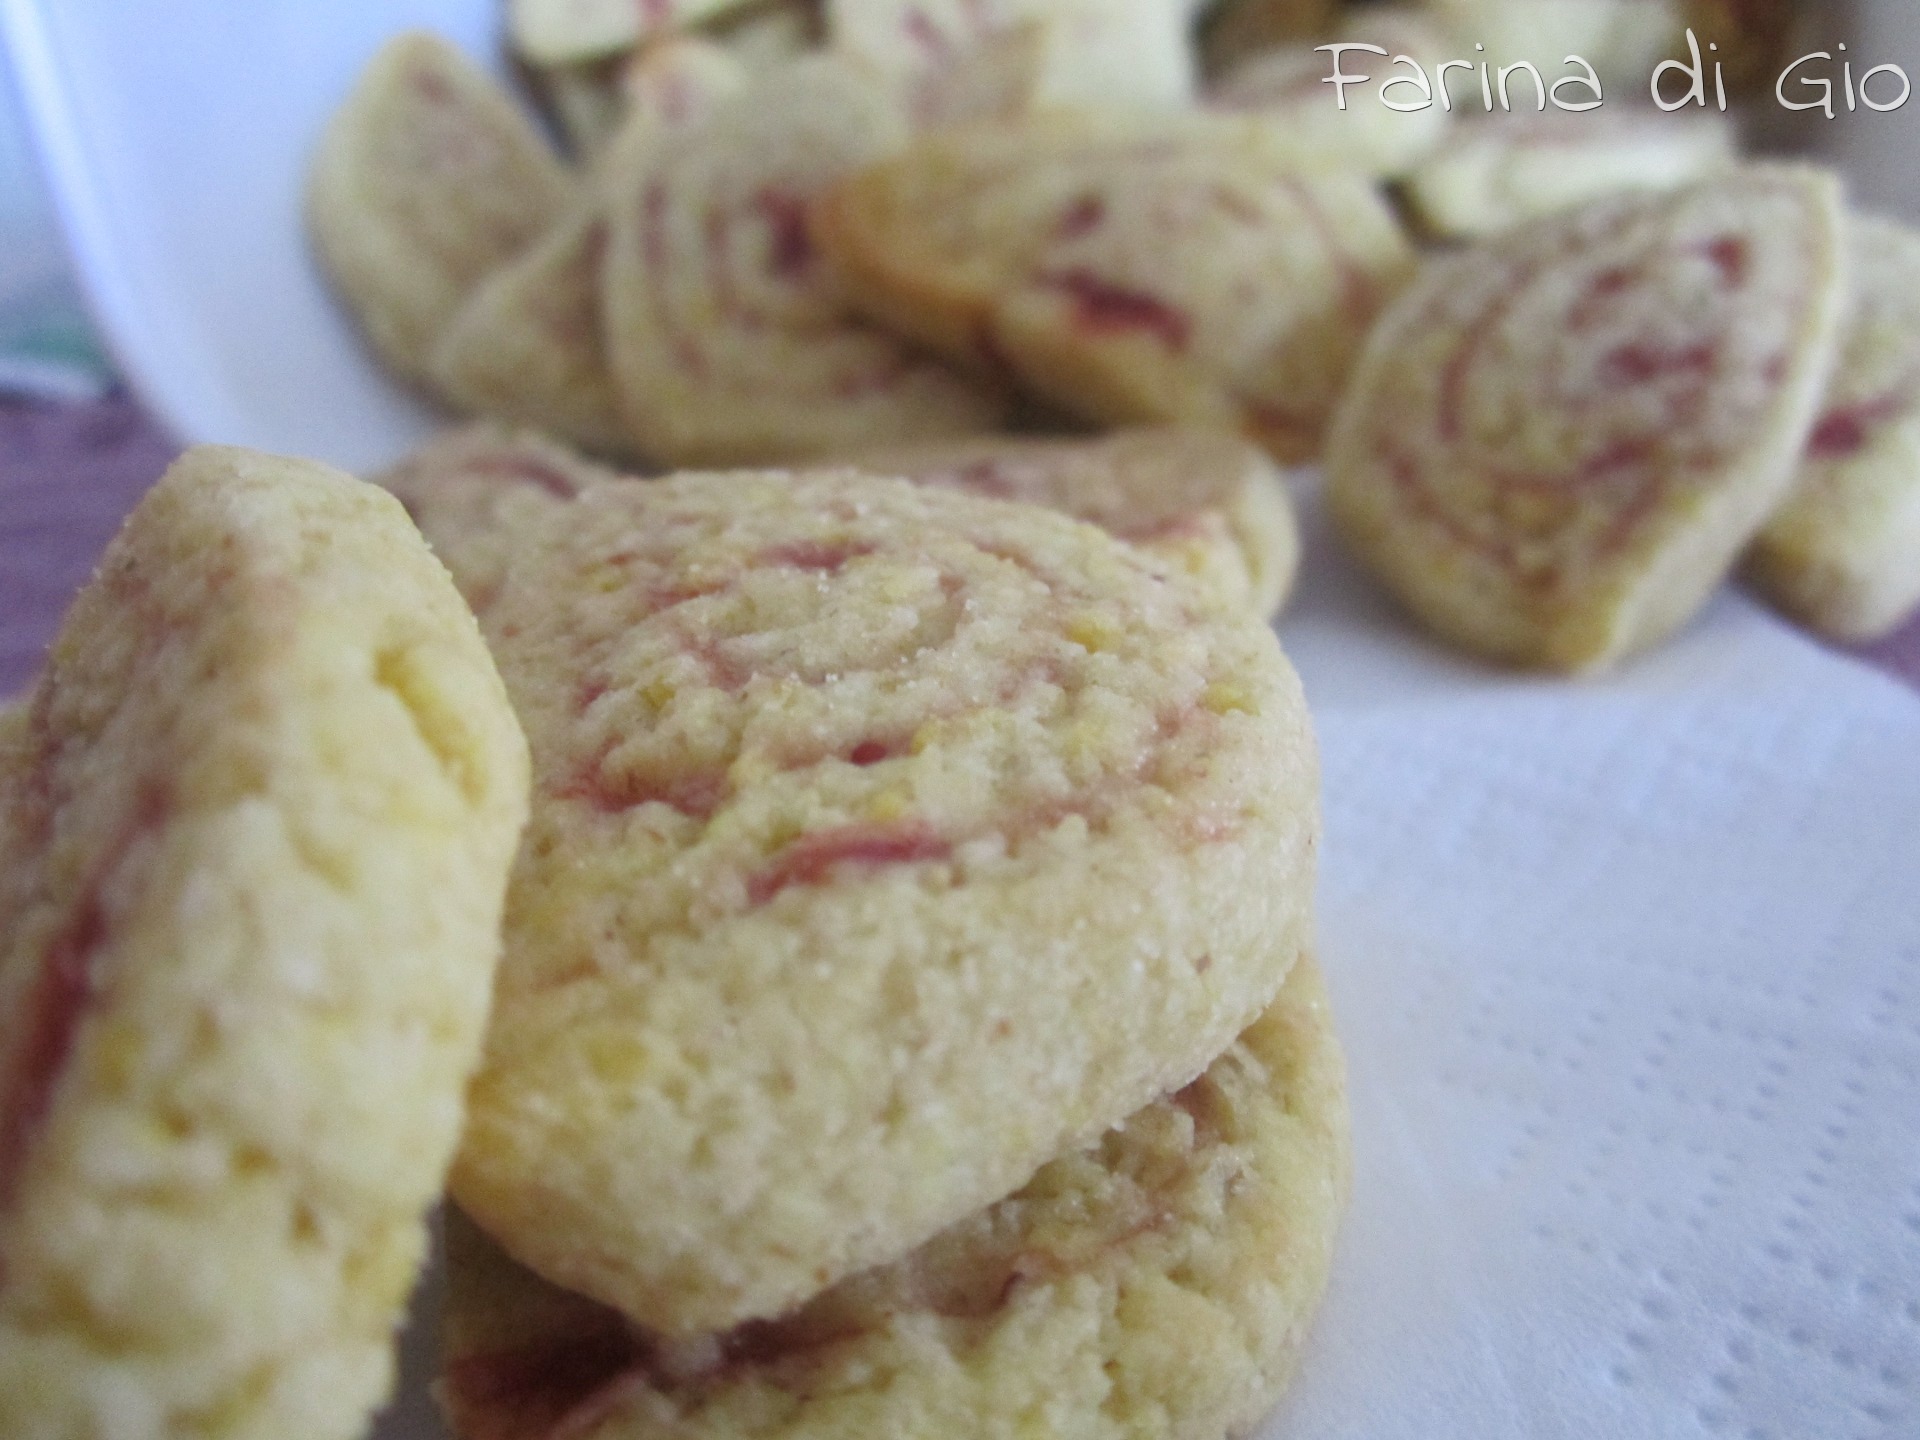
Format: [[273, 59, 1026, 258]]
[[1262, 495, 1920, 1438]]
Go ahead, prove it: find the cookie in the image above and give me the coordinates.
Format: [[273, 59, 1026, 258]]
[[375, 425, 623, 612], [854, 428, 1302, 618], [1405, 110, 1735, 242], [308, 32, 576, 385], [815, 112, 1416, 461], [0, 447, 529, 1440], [435, 468, 1319, 1337], [1745, 215, 1920, 642], [704, 0, 823, 71], [1205, 16, 1453, 181], [428, 43, 749, 462], [1326, 168, 1850, 672], [601, 56, 1007, 466], [1426, 0, 1680, 95], [509, 0, 760, 65], [827, 0, 1195, 119], [530, 57, 629, 160], [440, 953, 1348, 1440]]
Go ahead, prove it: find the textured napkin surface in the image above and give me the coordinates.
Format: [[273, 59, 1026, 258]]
[[1271, 517, 1920, 1437]]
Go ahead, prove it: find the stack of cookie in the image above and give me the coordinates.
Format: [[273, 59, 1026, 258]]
[[387, 438, 1347, 1440], [0, 436, 1345, 1439]]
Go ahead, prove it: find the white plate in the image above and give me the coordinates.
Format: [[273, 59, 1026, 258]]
[[3, 4, 1919, 1438], [0, 0, 500, 472]]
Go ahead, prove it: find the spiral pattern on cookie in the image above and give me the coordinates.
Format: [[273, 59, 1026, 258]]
[[448, 468, 1317, 1337], [1327, 168, 1849, 670], [601, 56, 1004, 466]]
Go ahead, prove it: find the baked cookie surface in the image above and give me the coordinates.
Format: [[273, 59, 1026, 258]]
[[1745, 215, 1920, 641], [441, 954, 1349, 1440], [601, 56, 1005, 467], [1405, 110, 1735, 242], [1326, 168, 1849, 671], [853, 428, 1301, 618], [440, 468, 1319, 1338], [308, 32, 575, 384], [815, 113, 1414, 461], [0, 447, 529, 1440]]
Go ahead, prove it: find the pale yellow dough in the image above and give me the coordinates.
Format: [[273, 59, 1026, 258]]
[[0, 447, 529, 1440], [1746, 215, 1920, 641], [440, 955, 1349, 1440], [435, 468, 1319, 1338]]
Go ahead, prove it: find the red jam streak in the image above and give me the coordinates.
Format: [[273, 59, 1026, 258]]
[[0, 781, 168, 1214], [1806, 392, 1910, 461], [746, 822, 954, 906], [753, 189, 815, 279], [1036, 270, 1192, 352], [1054, 195, 1107, 241]]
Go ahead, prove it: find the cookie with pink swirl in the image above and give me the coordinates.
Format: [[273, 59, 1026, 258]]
[[815, 113, 1416, 461], [601, 56, 1007, 466], [1745, 215, 1920, 641], [438, 954, 1347, 1440], [854, 427, 1302, 618], [1326, 168, 1850, 671], [308, 32, 576, 386], [435, 468, 1319, 1337], [0, 447, 528, 1440], [429, 41, 750, 461]]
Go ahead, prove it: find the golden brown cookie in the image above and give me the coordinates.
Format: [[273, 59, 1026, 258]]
[[1745, 214, 1920, 642], [1326, 168, 1850, 671], [854, 428, 1302, 618], [815, 112, 1415, 462], [601, 56, 1006, 466], [0, 447, 529, 1440], [431, 468, 1318, 1337], [308, 32, 575, 385], [440, 955, 1349, 1440]]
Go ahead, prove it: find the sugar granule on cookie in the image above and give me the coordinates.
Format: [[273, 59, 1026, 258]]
[[1326, 167, 1849, 672], [441, 955, 1349, 1440], [436, 468, 1319, 1338], [0, 446, 529, 1440]]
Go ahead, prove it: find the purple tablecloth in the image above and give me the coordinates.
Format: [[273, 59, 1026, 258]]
[[5, 393, 1920, 699]]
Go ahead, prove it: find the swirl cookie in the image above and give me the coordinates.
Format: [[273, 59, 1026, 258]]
[[0, 447, 529, 1440], [1326, 168, 1850, 672], [1405, 110, 1735, 242], [816, 113, 1416, 462], [439, 469, 1319, 1337], [827, 0, 1195, 119], [1745, 216, 1920, 642], [854, 428, 1302, 618], [509, 0, 760, 65], [375, 425, 623, 611], [308, 32, 576, 385], [440, 954, 1348, 1440], [1205, 18, 1453, 181], [429, 43, 749, 461], [601, 56, 1006, 466]]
